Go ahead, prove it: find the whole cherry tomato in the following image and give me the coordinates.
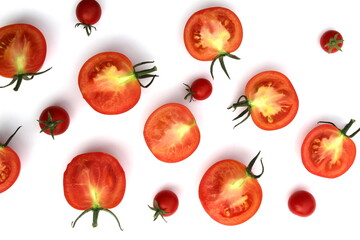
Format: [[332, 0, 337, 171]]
[[320, 30, 343, 53], [75, 0, 102, 36], [184, 78, 213, 102], [38, 106, 70, 139], [148, 190, 179, 222], [288, 190, 316, 217]]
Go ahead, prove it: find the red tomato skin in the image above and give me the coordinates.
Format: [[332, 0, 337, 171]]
[[63, 152, 126, 210], [288, 190, 316, 217], [78, 52, 141, 115], [301, 124, 356, 178], [0, 24, 47, 77], [320, 30, 343, 53], [76, 0, 102, 25], [143, 103, 201, 163], [199, 159, 262, 226], [184, 7, 243, 61], [190, 78, 213, 100], [153, 190, 179, 217], [245, 71, 299, 130], [38, 106, 70, 136], [0, 147, 21, 193]]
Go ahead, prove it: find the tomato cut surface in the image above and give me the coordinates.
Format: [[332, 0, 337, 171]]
[[63, 152, 126, 210], [301, 120, 357, 178], [229, 71, 298, 130], [143, 103, 200, 163], [199, 155, 263, 226], [0, 127, 21, 193], [184, 7, 242, 61], [0, 24, 47, 77], [79, 52, 157, 115]]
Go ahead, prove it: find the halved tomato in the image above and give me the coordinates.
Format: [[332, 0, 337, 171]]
[[0, 24, 49, 91], [143, 103, 200, 163], [301, 119, 358, 178], [0, 126, 21, 193], [184, 7, 243, 79], [78, 52, 157, 114], [199, 152, 264, 225], [63, 152, 126, 229], [228, 71, 299, 130]]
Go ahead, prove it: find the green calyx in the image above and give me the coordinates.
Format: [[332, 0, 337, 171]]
[[148, 200, 169, 223], [71, 207, 123, 230], [318, 119, 360, 138], [75, 23, 97, 36], [183, 83, 195, 102], [0, 67, 52, 91], [210, 52, 240, 79], [0, 126, 21, 148], [133, 61, 158, 88], [246, 151, 264, 179], [227, 95, 252, 128], [37, 111, 63, 140], [325, 34, 344, 53]]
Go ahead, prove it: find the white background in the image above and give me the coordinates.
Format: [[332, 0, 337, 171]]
[[1, 0, 360, 239]]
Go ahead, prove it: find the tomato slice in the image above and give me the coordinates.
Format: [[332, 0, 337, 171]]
[[301, 120, 358, 178], [143, 103, 200, 163], [229, 71, 299, 130], [0, 127, 21, 193], [63, 152, 126, 228], [184, 7, 242, 61], [199, 153, 263, 225], [0, 24, 47, 77]]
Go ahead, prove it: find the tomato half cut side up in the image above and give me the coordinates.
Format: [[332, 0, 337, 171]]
[[0, 126, 21, 193], [301, 119, 359, 178], [143, 103, 200, 163], [199, 152, 264, 226], [78, 52, 158, 115], [184, 7, 243, 79], [63, 152, 126, 229], [0, 24, 51, 91], [228, 71, 299, 130]]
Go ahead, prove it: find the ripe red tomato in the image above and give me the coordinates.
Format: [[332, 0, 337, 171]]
[[63, 152, 126, 229], [320, 30, 343, 53], [184, 7, 243, 79], [228, 71, 299, 130], [75, 0, 102, 36], [0, 126, 21, 193], [199, 152, 264, 225], [0, 24, 50, 91], [143, 103, 200, 163], [148, 190, 179, 222], [78, 52, 157, 115], [38, 106, 70, 139], [288, 190, 316, 217], [301, 119, 358, 178], [184, 78, 213, 102]]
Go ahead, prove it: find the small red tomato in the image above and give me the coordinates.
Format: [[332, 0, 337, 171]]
[[75, 0, 102, 36], [320, 30, 344, 53], [288, 190, 316, 217], [0, 126, 21, 193], [148, 190, 179, 222], [38, 106, 70, 139], [184, 78, 213, 102]]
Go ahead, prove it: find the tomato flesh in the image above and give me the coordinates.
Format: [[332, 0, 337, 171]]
[[0, 147, 21, 193], [143, 103, 200, 163], [0, 24, 46, 77], [199, 159, 262, 225], [184, 7, 242, 61], [78, 52, 141, 114], [63, 152, 126, 210], [246, 71, 299, 130], [301, 124, 356, 178]]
